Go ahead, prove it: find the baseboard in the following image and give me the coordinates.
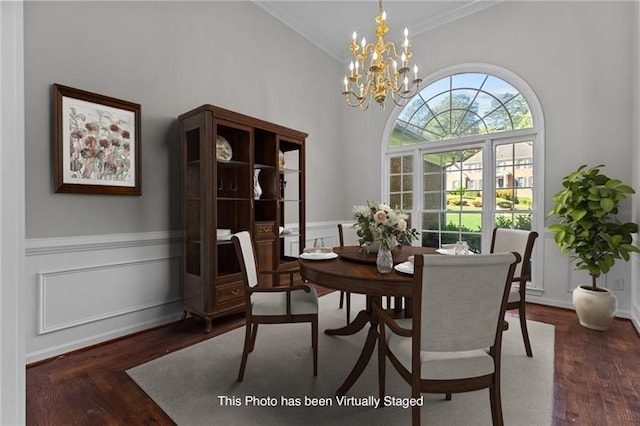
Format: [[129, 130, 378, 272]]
[[26, 307, 183, 365]]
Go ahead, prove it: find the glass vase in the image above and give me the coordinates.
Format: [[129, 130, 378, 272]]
[[376, 247, 393, 274]]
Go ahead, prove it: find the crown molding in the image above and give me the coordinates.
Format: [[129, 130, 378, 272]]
[[253, 1, 502, 62]]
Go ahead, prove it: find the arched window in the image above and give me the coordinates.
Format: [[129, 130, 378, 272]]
[[384, 66, 543, 288], [391, 73, 532, 145]]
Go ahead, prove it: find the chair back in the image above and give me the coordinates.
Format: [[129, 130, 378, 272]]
[[338, 223, 360, 247], [413, 253, 519, 353], [490, 228, 538, 280], [231, 231, 259, 288]]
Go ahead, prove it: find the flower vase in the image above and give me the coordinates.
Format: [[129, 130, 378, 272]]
[[367, 237, 397, 254], [254, 169, 262, 200], [376, 247, 393, 273]]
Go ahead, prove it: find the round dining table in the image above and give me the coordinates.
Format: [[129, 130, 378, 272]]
[[299, 245, 438, 396]]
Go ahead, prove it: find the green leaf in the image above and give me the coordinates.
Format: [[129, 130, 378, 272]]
[[604, 179, 622, 189], [570, 209, 587, 222], [600, 198, 615, 213], [617, 184, 635, 194]]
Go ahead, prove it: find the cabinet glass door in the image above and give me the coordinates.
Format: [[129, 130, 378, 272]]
[[215, 122, 251, 278], [278, 138, 304, 265]]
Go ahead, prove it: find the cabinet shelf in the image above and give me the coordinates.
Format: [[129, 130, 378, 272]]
[[217, 159, 249, 167], [280, 168, 301, 174], [255, 163, 276, 170]]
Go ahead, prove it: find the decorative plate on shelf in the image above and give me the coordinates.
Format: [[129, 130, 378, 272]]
[[216, 135, 232, 162], [279, 150, 286, 169]]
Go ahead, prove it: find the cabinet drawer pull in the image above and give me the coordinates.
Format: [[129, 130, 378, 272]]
[[230, 289, 240, 295]]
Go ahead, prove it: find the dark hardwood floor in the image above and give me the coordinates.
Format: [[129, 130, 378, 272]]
[[27, 287, 640, 425]]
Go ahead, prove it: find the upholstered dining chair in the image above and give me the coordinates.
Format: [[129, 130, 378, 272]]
[[231, 231, 318, 382], [490, 227, 539, 357], [374, 252, 520, 426], [337, 223, 359, 323]]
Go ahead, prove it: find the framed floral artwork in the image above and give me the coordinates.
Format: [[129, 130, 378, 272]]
[[53, 84, 141, 195]]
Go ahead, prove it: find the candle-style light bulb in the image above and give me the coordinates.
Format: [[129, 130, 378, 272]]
[[382, 11, 387, 20], [361, 37, 366, 48], [349, 61, 354, 77], [352, 31, 357, 41], [355, 60, 360, 74], [413, 64, 419, 80], [404, 27, 409, 37], [344, 76, 349, 92], [401, 52, 407, 66], [403, 76, 409, 91], [393, 60, 398, 72]]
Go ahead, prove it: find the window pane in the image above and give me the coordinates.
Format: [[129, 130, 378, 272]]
[[402, 156, 413, 173], [402, 174, 413, 191], [390, 193, 401, 208], [402, 193, 412, 211], [390, 73, 534, 147], [388, 154, 414, 221], [390, 157, 401, 173], [423, 192, 443, 209], [423, 173, 440, 191], [390, 175, 401, 192]]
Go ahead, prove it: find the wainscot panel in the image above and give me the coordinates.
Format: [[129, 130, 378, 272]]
[[26, 231, 182, 364]]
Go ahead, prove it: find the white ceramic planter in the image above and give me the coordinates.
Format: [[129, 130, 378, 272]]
[[572, 285, 617, 331]]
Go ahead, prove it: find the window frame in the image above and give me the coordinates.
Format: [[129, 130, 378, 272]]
[[381, 64, 545, 293]]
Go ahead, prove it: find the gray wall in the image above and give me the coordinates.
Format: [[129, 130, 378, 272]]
[[25, 1, 345, 239]]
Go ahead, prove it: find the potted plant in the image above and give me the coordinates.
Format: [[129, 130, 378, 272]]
[[548, 164, 640, 330]]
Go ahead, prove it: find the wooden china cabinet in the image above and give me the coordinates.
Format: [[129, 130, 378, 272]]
[[179, 105, 306, 332]]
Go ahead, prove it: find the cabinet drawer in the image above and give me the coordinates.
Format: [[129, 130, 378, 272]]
[[216, 283, 245, 305], [255, 222, 275, 240]]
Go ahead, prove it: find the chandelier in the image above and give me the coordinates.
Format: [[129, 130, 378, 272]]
[[342, 0, 422, 110]]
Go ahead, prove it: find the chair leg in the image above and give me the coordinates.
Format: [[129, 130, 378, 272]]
[[519, 303, 533, 357], [237, 321, 253, 382], [249, 323, 259, 352], [311, 316, 318, 376], [339, 290, 344, 309], [346, 292, 351, 324], [445, 393, 452, 400], [490, 377, 504, 426], [412, 388, 421, 426]]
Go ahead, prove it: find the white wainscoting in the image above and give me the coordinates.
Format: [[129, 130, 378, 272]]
[[25, 231, 183, 364]]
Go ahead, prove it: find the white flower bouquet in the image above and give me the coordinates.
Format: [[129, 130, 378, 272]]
[[352, 201, 419, 250]]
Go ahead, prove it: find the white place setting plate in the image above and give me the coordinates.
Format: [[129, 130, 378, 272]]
[[394, 261, 414, 274], [299, 252, 338, 261], [436, 248, 474, 255]]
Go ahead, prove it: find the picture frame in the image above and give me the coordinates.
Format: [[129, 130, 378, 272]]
[[53, 84, 141, 195]]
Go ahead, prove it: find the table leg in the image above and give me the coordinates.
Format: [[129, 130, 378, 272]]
[[324, 309, 370, 336], [335, 322, 379, 396]]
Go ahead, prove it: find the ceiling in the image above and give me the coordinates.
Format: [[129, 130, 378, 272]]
[[254, 1, 500, 62]]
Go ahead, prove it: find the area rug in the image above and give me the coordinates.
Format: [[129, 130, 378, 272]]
[[127, 292, 554, 425]]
